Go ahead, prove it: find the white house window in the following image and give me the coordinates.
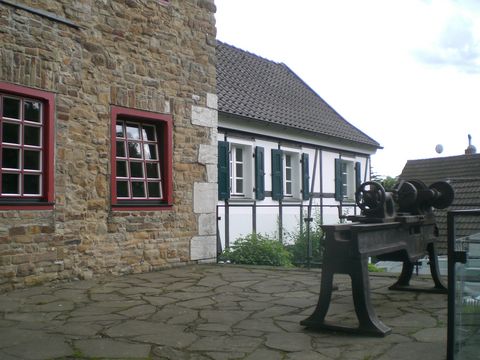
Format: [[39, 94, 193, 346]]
[[229, 144, 253, 198], [341, 160, 355, 201], [283, 152, 301, 199], [284, 154, 293, 196]]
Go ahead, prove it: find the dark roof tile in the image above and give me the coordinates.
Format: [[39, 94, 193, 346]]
[[217, 42, 381, 148]]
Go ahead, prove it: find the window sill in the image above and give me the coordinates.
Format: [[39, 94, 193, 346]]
[[281, 198, 303, 203], [111, 204, 173, 211], [227, 197, 255, 203], [0, 202, 54, 210]]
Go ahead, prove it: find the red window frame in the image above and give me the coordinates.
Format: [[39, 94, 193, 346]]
[[0, 82, 54, 210], [111, 106, 173, 211]]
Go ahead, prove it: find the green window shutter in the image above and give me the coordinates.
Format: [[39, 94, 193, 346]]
[[271, 149, 284, 200], [218, 141, 230, 200], [255, 146, 265, 200], [334, 158, 343, 201], [302, 153, 310, 200], [355, 161, 362, 192]]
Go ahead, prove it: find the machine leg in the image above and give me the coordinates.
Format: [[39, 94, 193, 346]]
[[300, 260, 334, 327], [350, 257, 392, 336], [427, 243, 448, 293], [389, 259, 414, 290]]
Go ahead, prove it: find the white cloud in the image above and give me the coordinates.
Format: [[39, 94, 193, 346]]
[[413, 0, 480, 73]]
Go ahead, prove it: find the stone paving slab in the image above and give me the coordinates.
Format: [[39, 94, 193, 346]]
[[0, 264, 447, 359]]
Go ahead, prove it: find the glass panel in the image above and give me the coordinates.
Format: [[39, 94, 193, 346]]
[[286, 182, 292, 195], [2, 148, 19, 169], [148, 182, 161, 198], [24, 101, 41, 123], [2, 123, 20, 144], [2, 173, 19, 194], [128, 142, 142, 158], [116, 122, 124, 138], [146, 163, 159, 179], [144, 144, 157, 160], [24, 126, 41, 146], [23, 174, 40, 195], [116, 161, 128, 177], [131, 181, 145, 197], [236, 179, 243, 193], [130, 162, 144, 178], [116, 181, 129, 198], [236, 163, 243, 177], [24, 150, 41, 170], [286, 168, 292, 180], [142, 126, 156, 141], [285, 155, 291, 167], [3, 97, 20, 119], [453, 214, 480, 360], [116, 141, 126, 157], [236, 148, 243, 161], [126, 124, 140, 139]]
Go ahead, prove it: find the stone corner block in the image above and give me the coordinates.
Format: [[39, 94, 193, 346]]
[[199, 213, 216, 236], [206, 93, 218, 110], [193, 182, 217, 214], [198, 144, 217, 165], [192, 105, 217, 128], [206, 164, 217, 183], [191, 235, 216, 261]]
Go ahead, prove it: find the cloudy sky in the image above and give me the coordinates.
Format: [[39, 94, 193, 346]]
[[215, 0, 480, 178]]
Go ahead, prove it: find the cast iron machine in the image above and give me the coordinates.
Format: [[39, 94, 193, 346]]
[[301, 179, 454, 336]]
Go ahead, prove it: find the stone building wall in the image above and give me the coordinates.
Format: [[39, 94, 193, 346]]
[[0, 0, 217, 291]]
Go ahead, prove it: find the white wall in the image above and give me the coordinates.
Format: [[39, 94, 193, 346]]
[[217, 130, 373, 249]]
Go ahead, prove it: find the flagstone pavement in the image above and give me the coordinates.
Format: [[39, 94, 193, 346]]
[[0, 264, 447, 360]]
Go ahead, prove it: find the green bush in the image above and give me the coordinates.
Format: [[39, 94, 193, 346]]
[[219, 233, 293, 267], [285, 212, 324, 267]]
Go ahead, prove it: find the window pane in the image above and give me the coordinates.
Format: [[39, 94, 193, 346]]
[[286, 182, 292, 195], [24, 101, 41, 122], [116, 181, 129, 198], [116, 122, 124, 138], [236, 179, 243, 193], [116, 161, 128, 177], [126, 124, 140, 139], [142, 126, 156, 141], [130, 162, 144, 178], [128, 142, 142, 158], [2, 123, 20, 144], [236, 163, 243, 177], [24, 126, 41, 146], [2, 173, 19, 194], [146, 163, 159, 178], [116, 141, 126, 157], [286, 168, 292, 180], [3, 97, 20, 119], [148, 182, 161, 198], [144, 144, 157, 160], [285, 155, 291, 167], [24, 150, 41, 170], [131, 181, 145, 197], [236, 148, 243, 161], [2, 148, 19, 169], [24, 174, 40, 195]]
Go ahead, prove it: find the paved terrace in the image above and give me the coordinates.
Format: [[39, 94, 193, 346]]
[[0, 265, 447, 360]]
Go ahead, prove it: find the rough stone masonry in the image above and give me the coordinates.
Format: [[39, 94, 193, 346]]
[[0, 0, 218, 291]]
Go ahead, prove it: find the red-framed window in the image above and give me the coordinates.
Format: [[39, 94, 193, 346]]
[[111, 106, 173, 210], [0, 82, 55, 210]]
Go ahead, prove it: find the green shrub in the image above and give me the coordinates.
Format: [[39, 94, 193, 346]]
[[368, 263, 385, 272], [284, 211, 324, 267], [219, 233, 293, 267]]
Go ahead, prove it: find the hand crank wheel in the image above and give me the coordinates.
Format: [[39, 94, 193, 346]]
[[355, 181, 386, 214]]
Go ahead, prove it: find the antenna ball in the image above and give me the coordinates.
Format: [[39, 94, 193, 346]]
[[435, 144, 444, 154]]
